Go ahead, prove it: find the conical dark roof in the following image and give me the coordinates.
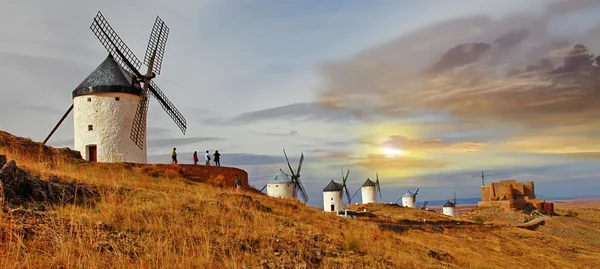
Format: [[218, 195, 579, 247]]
[[72, 54, 140, 98], [323, 180, 343, 192], [443, 201, 455, 207], [362, 178, 376, 187]]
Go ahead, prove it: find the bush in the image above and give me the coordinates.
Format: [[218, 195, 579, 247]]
[[475, 217, 485, 225], [566, 210, 579, 217], [342, 236, 362, 252]]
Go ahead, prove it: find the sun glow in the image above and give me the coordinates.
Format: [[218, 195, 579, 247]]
[[382, 147, 404, 157]]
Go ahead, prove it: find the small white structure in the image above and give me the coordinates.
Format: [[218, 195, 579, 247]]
[[361, 178, 377, 204], [401, 189, 418, 208], [323, 180, 344, 212], [72, 55, 146, 163], [442, 201, 456, 217], [266, 169, 295, 199]]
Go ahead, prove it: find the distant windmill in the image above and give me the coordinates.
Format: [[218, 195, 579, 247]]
[[261, 149, 308, 203], [42, 11, 186, 163], [322, 169, 351, 212], [401, 188, 419, 208], [350, 173, 382, 204], [443, 192, 457, 217], [472, 171, 521, 186]]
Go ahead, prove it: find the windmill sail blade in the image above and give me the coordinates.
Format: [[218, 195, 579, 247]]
[[296, 153, 304, 176], [148, 81, 187, 134], [376, 173, 382, 199], [260, 184, 267, 192], [295, 178, 309, 203], [414, 188, 419, 196], [282, 149, 295, 175], [454, 192, 456, 205], [144, 15, 169, 75], [130, 88, 150, 149], [90, 11, 143, 77], [344, 185, 351, 205], [43, 104, 74, 145], [350, 188, 361, 203]]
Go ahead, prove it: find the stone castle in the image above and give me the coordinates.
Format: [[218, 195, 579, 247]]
[[478, 180, 545, 210]]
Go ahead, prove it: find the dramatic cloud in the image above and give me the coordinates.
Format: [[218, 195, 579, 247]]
[[317, 0, 600, 133], [350, 154, 449, 170], [376, 135, 488, 153]]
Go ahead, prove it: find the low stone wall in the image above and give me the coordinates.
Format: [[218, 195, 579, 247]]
[[152, 164, 249, 188]]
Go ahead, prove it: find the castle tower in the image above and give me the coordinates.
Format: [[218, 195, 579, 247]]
[[72, 55, 146, 163], [361, 178, 377, 204], [323, 180, 344, 212]]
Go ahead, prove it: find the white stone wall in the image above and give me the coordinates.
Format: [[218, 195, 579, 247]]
[[402, 196, 415, 208], [442, 206, 456, 217], [267, 182, 294, 199], [323, 191, 343, 212], [73, 92, 147, 163], [361, 186, 376, 204]]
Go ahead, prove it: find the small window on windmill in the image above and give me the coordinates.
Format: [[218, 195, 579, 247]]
[[87, 97, 92, 102], [275, 185, 279, 188], [88, 125, 93, 131], [331, 198, 333, 201], [115, 97, 120, 101]]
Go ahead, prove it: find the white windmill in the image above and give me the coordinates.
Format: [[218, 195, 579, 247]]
[[399, 188, 419, 208], [350, 173, 382, 204], [42, 12, 186, 163], [323, 169, 352, 212], [260, 149, 309, 203], [443, 192, 457, 217]]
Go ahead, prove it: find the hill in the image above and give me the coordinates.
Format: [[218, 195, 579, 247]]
[[1, 130, 600, 268]]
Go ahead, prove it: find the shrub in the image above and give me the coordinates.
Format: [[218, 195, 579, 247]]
[[475, 217, 485, 225], [566, 210, 579, 217], [342, 236, 362, 252]]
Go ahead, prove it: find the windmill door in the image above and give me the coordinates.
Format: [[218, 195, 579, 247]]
[[88, 145, 97, 162], [330, 204, 335, 211]]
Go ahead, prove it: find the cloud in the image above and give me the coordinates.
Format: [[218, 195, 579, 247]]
[[350, 154, 449, 170], [147, 136, 226, 148], [203, 102, 371, 126], [377, 135, 488, 153], [316, 0, 600, 134], [308, 149, 351, 159], [249, 130, 299, 137]]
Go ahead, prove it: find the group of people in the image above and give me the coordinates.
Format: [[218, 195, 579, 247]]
[[170, 147, 241, 192], [171, 148, 221, 167]]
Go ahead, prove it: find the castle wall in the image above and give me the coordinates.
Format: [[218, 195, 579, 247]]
[[479, 179, 543, 210], [73, 92, 146, 163]]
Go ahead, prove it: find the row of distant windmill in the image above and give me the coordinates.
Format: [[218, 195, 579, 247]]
[[260, 149, 458, 217]]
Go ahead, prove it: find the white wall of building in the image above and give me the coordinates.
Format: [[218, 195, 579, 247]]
[[443, 206, 456, 217], [361, 186, 376, 204], [323, 191, 343, 212], [267, 182, 295, 199], [402, 196, 415, 208], [73, 92, 147, 163]]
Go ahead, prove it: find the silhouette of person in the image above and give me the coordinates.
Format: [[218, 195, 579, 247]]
[[193, 151, 198, 165], [204, 150, 211, 166], [213, 150, 221, 166], [234, 174, 241, 192], [171, 147, 177, 164]]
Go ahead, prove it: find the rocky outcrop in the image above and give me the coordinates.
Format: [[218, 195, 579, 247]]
[[0, 156, 98, 207]]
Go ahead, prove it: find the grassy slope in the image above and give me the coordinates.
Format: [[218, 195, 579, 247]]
[[1, 131, 600, 268]]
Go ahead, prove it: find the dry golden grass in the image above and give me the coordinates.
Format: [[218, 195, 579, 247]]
[[1, 131, 600, 268]]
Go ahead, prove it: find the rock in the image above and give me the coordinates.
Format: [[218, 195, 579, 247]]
[[426, 249, 455, 262], [0, 159, 99, 206], [0, 155, 6, 168]]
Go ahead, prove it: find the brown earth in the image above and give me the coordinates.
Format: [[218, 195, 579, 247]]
[[1, 130, 600, 268]]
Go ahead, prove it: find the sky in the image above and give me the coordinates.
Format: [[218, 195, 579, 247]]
[[1, 0, 600, 208]]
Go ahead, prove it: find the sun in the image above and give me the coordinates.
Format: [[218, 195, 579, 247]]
[[381, 147, 404, 157]]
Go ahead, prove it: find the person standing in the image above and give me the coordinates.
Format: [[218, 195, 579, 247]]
[[204, 150, 211, 166], [171, 147, 178, 164], [213, 150, 221, 166], [234, 174, 242, 192], [193, 151, 199, 165]]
